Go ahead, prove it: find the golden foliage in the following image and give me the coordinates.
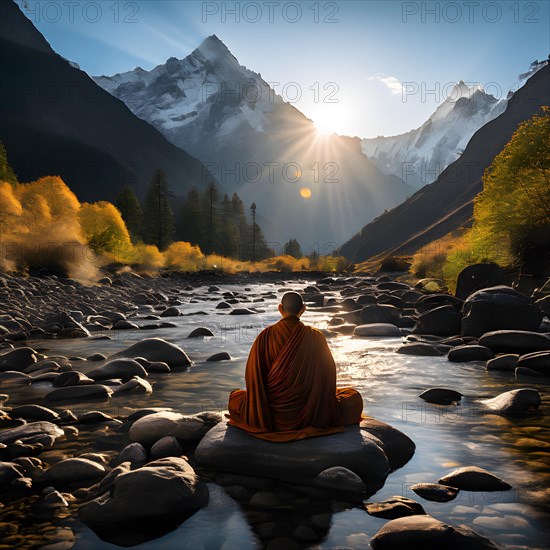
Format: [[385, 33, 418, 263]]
[[164, 241, 204, 271]]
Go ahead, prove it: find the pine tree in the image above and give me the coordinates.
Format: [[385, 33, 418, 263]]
[[177, 186, 204, 246], [0, 141, 18, 184], [202, 180, 220, 254], [115, 185, 143, 240], [142, 169, 175, 251], [220, 194, 239, 258], [284, 238, 303, 259]]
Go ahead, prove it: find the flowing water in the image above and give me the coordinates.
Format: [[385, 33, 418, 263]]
[[2, 281, 550, 549]]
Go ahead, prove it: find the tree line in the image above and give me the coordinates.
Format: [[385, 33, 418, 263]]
[[115, 169, 273, 261]]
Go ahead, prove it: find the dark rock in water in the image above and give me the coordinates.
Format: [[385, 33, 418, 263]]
[[146, 361, 171, 373], [438, 466, 511, 491], [150, 436, 184, 460], [329, 317, 345, 326], [448, 345, 495, 362], [111, 338, 192, 367], [517, 351, 550, 376], [88, 359, 148, 381], [413, 305, 461, 336], [78, 457, 208, 546], [0, 462, 25, 488], [370, 515, 501, 549], [45, 384, 113, 402], [361, 304, 400, 325], [409, 482, 459, 502], [112, 319, 139, 330], [0, 371, 30, 383], [77, 411, 118, 424], [206, 352, 231, 362], [216, 302, 231, 309], [53, 370, 95, 387], [397, 343, 449, 356], [111, 442, 148, 467], [461, 286, 543, 337], [112, 376, 153, 395], [87, 353, 107, 362], [129, 411, 205, 447], [479, 388, 541, 415], [354, 324, 401, 337], [9, 404, 59, 422], [415, 293, 462, 312], [332, 323, 356, 335], [188, 327, 214, 338], [195, 422, 393, 493], [229, 308, 258, 315], [160, 307, 180, 317], [364, 496, 426, 519], [455, 263, 507, 300], [419, 388, 462, 405], [41, 458, 106, 485], [486, 354, 519, 371], [479, 330, 550, 353], [357, 417, 415, 471], [515, 366, 547, 378], [313, 466, 366, 493], [45, 312, 91, 338], [0, 421, 64, 445], [0, 347, 37, 371]]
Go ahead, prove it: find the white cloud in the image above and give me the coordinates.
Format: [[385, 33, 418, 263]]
[[368, 74, 403, 95]]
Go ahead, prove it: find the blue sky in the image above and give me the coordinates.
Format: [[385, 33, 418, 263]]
[[17, 0, 550, 137]]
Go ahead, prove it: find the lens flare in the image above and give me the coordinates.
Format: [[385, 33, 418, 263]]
[[300, 187, 312, 199]]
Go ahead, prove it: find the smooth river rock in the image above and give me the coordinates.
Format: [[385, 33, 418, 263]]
[[111, 338, 192, 367], [40, 458, 106, 484], [409, 482, 459, 502], [370, 515, 501, 549], [479, 388, 541, 415], [478, 330, 550, 353], [419, 388, 462, 405], [353, 324, 401, 337], [438, 466, 512, 491], [45, 384, 113, 402], [0, 421, 64, 445], [195, 422, 394, 493]]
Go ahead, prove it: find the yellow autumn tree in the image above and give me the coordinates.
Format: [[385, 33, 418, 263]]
[[164, 241, 204, 271], [79, 201, 132, 258], [0, 181, 22, 238]]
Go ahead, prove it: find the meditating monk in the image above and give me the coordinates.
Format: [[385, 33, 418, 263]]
[[227, 291, 364, 441]]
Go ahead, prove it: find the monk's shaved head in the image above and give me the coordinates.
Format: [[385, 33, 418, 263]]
[[281, 292, 304, 316]]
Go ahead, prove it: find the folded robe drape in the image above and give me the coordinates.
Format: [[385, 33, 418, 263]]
[[227, 316, 363, 442]]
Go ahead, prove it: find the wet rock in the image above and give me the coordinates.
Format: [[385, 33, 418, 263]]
[[370, 515, 501, 549], [187, 327, 214, 338], [419, 388, 462, 405], [111, 338, 192, 367], [112, 319, 139, 330], [9, 404, 59, 422], [145, 361, 171, 373], [517, 351, 550, 376], [397, 343, 449, 356], [45, 384, 113, 402], [58, 410, 78, 423], [41, 458, 106, 484], [354, 324, 401, 337], [150, 436, 184, 459], [206, 352, 231, 362], [438, 466, 512, 491], [479, 388, 541, 415], [216, 302, 231, 309], [462, 286, 543, 337], [78, 457, 208, 543], [112, 376, 153, 394], [53, 371, 95, 387], [111, 443, 148, 467], [0, 421, 64, 445], [229, 308, 258, 315], [516, 366, 547, 378], [478, 330, 550, 353], [87, 353, 107, 361], [77, 411, 118, 424], [448, 345, 495, 362], [0, 461, 25, 487], [314, 466, 366, 493], [195, 423, 391, 492], [129, 411, 205, 447], [455, 263, 507, 300], [0, 347, 37, 371], [413, 305, 461, 336], [409, 482, 459, 502], [360, 304, 400, 325], [88, 359, 148, 381], [364, 496, 426, 519], [486, 354, 519, 372], [160, 307, 180, 317]]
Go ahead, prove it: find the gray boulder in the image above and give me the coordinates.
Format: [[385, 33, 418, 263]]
[[479, 388, 541, 415], [0, 347, 37, 372], [195, 422, 392, 493], [45, 384, 113, 402], [128, 411, 205, 447], [413, 305, 461, 336], [314, 466, 366, 493], [479, 330, 550, 353], [111, 338, 191, 367], [397, 343, 449, 356], [354, 324, 401, 337], [111, 443, 148, 467], [41, 458, 106, 484], [370, 515, 501, 549], [419, 388, 462, 405], [150, 436, 184, 460], [409, 482, 459, 502], [517, 351, 550, 376], [448, 345, 494, 362], [88, 359, 148, 381], [461, 286, 543, 336], [486, 354, 519, 372], [455, 263, 507, 300], [438, 465, 511, 491], [364, 496, 425, 519], [360, 305, 400, 325], [0, 421, 64, 445]]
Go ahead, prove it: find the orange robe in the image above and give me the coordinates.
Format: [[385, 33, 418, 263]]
[[227, 316, 363, 442]]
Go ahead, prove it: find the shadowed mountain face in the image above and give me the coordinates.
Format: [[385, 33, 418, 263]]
[[0, 0, 212, 202], [340, 64, 550, 263], [93, 36, 413, 248]]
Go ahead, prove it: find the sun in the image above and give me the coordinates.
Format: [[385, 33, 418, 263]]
[[312, 104, 348, 136]]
